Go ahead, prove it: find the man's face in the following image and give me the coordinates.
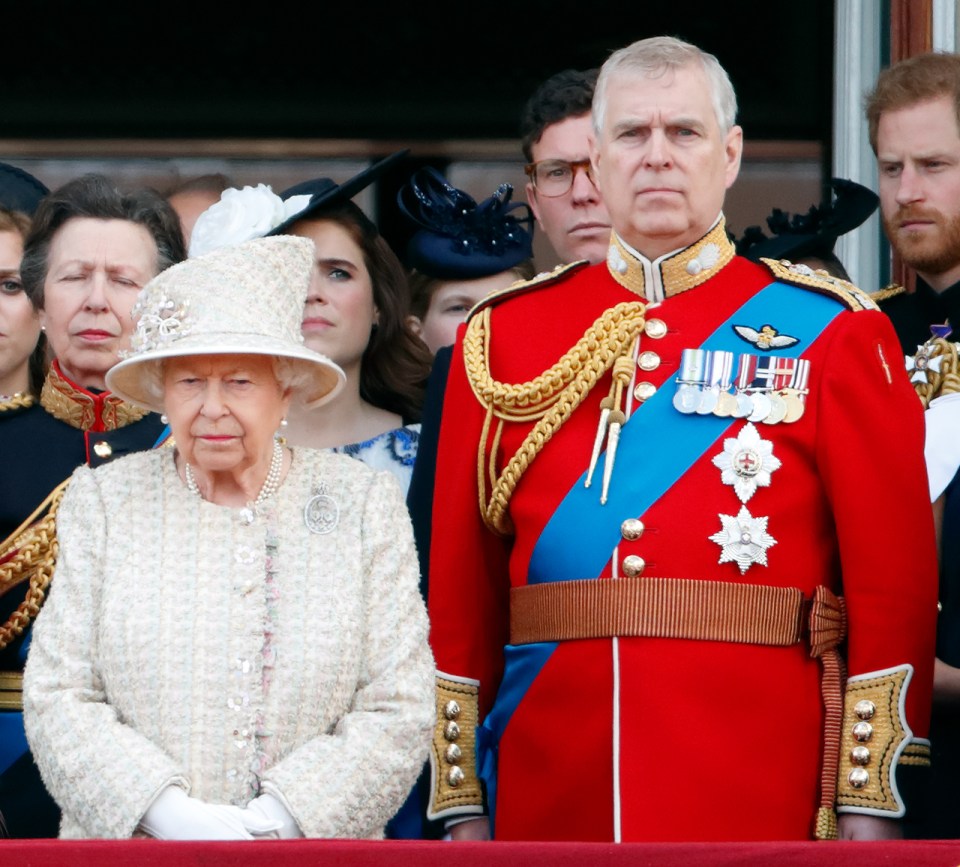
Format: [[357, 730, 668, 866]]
[[590, 64, 742, 260], [526, 113, 612, 265], [877, 94, 960, 291]]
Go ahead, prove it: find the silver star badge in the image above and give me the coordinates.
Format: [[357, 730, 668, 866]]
[[905, 344, 943, 384], [711, 422, 781, 503], [709, 506, 777, 574]]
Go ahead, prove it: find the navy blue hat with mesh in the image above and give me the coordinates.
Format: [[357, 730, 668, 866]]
[[0, 162, 49, 216], [397, 167, 534, 280]]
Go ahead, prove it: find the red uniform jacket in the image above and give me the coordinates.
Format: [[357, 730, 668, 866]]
[[426, 225, 937, 842]]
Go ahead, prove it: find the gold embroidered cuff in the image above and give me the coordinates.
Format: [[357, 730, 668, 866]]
[[427, 673, 484, 821], [836, 665, 913, 817]]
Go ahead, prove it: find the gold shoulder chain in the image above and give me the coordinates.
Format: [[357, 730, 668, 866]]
[[463, 301, 646, 534], [0, 479, 70, 650], [913, 338, 960, 408]]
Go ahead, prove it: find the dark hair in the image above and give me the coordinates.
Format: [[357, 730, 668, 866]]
[[520, 68, 599, 163], [20, 173, 187, 310], [0, 207, 47, 396], [408, 258, 537, 320], [866, 52, 960, 153], [162, 172, 234, 199], [296, 201, 432, 421]]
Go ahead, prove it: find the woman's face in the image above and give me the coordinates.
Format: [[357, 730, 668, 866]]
[[412, 271, 520, 355], [289, 219, 378, 375], [40, 217, 159, 389], [162, 354, 291, 477], [0, 229, 41, 395]]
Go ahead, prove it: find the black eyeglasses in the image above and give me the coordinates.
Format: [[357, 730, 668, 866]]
[[524, 159, 595, 197]]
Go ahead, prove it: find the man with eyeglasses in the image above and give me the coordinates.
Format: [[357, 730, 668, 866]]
[[520, 68, 612, 266], [425, 35, 935, 843]]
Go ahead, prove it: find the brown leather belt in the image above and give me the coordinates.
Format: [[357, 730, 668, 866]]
[[510, 577, 834, 647], [0, 671, 23, 711]]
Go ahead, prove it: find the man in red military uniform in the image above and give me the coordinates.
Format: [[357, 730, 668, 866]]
[[425, 36, 938, 842]]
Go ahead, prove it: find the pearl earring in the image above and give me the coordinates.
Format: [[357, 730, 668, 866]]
[[160, 414, 169, 424]]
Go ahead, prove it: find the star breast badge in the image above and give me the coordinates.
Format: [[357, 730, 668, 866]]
[[733, 323, 799, 351], [711, 422, 781, 503], [709, 506, 777, 574]]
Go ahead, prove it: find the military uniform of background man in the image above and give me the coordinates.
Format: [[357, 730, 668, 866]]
[[425, 36, 937, 843], [867, 50, 960, 840]]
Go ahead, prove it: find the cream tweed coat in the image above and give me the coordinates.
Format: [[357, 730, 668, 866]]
[[23, 447, 434, 839]]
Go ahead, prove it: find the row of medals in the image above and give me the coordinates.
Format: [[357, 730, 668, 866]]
[[670, 349, 810, 425]]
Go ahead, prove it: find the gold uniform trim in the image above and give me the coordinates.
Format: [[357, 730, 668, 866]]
[[761, 258, 879, 312], [898, 741, 931, 767], [468, 261, 588, 320], [836, 666, 911, 815], [607, 220, 735, 300], [0, 671, 23, 711], [463, 301, 646, 535], [428, 674, 483, 820], [870, 283, 907, 304], [0, 479, 69, 651], [911, 338, 960, 408], [0, 393, 35, 413], [40, 365, 148, 431]]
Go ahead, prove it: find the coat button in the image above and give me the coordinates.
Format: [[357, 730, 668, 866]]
[[93, 441, 112, 458], [637, 351, 661, 371], [445, 744, 462, 764], [620, 518, 645, 541], [444, 700, 461, 720], [850, 746, 871, 766], [622, 555, 645, 577], [852, 722, 873, 742], [633, 381, 657, 402], [847, 768, 870, 789], [447, 767, 465, 788], [645, 319, 667, 339], [854, 700, 876, 721], [444, 721, 461, 741]]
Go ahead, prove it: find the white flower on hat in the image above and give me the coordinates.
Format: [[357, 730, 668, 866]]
[[188, 184, 311, 258]]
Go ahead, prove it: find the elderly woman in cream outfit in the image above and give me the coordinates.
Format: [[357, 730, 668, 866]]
[[22, 235, 435, 840]]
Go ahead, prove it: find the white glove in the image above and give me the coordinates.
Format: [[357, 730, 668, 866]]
[[925, 392, 960, 501], [139, 786, 282, 840], [240, 793, 303, 839]]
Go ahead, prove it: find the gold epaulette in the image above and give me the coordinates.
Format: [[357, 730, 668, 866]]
[[836, 665, 913, 817], [0, 393, 35, 413], [427, 673, 484, 821], [467, 260, 589, 320], [760, 258, 879, 312], [0, 479, 70, 651], [870, 283, 907, 304]]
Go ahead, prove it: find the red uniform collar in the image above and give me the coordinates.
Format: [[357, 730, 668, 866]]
[[40, 360, 148, 432]]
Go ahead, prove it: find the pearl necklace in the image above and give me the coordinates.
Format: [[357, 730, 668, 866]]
[[184, 439, 285, 513]]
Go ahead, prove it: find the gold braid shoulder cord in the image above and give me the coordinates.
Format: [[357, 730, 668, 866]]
[[0, 394, 35, 413], [463, 300, 647, 535], [0, 479, 69, 651]]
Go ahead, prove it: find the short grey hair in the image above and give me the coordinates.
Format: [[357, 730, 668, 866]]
[[592, 36, 738, 137]]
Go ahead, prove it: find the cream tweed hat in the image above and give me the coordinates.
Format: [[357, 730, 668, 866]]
[[106, 235, 345, 412]]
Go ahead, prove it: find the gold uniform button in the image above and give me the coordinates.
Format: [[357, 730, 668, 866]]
[[637, 350, 661, 371], [851, 746, 871, 766], [444, 700, 461, 720], [645, 318, 667, 339], [445, 744, 462, 764], [633, 381, 657, 401], [443, 721, 461, 741], [622, 555, 645, 577], [847, 768, 870, 789], [446, 766, 465, 788], [854, 700, 876, 721], [93, 441, 113, 458], [852, 722, 873, 742], [620, 518, 645, 541]]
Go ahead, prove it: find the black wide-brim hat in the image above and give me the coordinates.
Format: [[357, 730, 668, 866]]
[[736, 178, 879, 263], [267, 149, 409, 236], [0, 161, 49, 216]]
